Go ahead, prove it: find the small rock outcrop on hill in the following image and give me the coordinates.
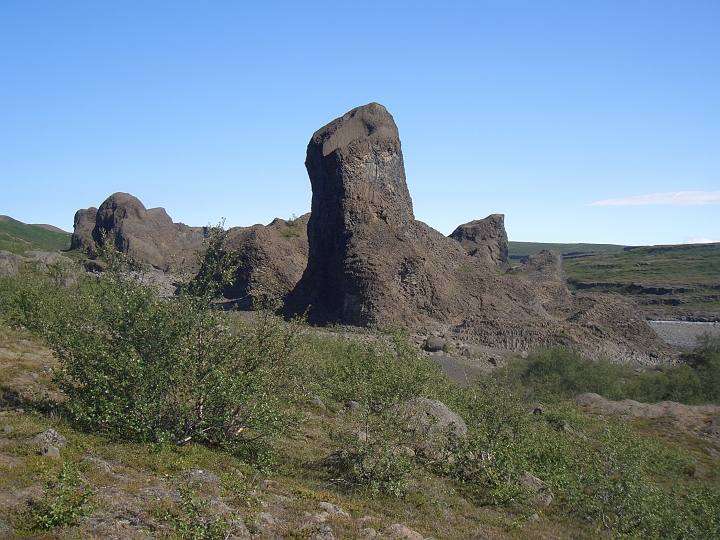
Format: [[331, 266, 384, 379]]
[[450, 214, 509, 268], [70, 207, 97, 252], [72, 193, 206, 272], [285, 102, 672, 364], [577, 393, 720, 449], [72, 194, 310, 304], [222, 214, 310, 305]]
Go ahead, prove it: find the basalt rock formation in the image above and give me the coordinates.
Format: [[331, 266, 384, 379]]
[[450, 214, 509, 268], [222, 214, 310, 306], [285, 103, 672, 364], [70, 207, 98, 252], [72, 193, 206, 272], [72, 194, 309, 302]]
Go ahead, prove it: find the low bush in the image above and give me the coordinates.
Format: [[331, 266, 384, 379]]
[[303, 328, 448, 410], [25, 463, 94, 531], [6, 228, 305, 452], [497, 345, 720, 405]]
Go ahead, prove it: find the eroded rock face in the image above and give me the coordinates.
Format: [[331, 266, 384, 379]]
[[223, 214, 310, 306], [285, 103, 673, 364], [92, 193, 206, 271], [70, 207, 97, 252], [450, 214, 509, 268], [72, 195, 309, 305]]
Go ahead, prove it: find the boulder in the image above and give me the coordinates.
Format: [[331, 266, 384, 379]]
[[519, 471, 554, 506], [39, 445, 60, 459], [31, 429, 67, 447], [382, 524, 424, 540], [424, 335, 446, 352], [449, 214, 509, 268], [0, 250, 22, 276], [393, 398, 467, 438]]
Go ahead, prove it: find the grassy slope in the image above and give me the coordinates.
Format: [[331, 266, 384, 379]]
[[1, 321, 718, 539], [510, 241, 720, 318], [564, 243, 720, 288], [508, 241, 626, 258], [0, 216, 72, 255]]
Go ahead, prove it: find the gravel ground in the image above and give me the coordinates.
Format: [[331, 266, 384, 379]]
[[647, 321, 720, 352]]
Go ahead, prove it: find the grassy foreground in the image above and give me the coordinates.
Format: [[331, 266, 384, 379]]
[[0, 258, 719, 539]]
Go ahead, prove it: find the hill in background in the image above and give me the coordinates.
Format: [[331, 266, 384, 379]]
[[0, 216, 71, 255], [508, 241, 626, 260]]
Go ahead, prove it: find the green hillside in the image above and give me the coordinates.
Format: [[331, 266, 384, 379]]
[[508, 241, 626, 259], [565, 244, 720, 288], [0, 215, 72, 254], [564, 243, 720, 319]]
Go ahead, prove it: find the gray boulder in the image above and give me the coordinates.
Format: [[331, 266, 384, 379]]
[[424, 335, 446, 352], [31, 429, 67, 447], [520, 471, 554, 506], [393, 398, 467, 438], [0, 250, 22, 276]]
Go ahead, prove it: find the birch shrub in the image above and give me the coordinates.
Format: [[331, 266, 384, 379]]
[[9, 226, 303, 452]]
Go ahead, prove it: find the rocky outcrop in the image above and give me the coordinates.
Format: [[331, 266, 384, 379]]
[[450, 214, 509, 268], [222, 214, 310, 305], [68, 106, 676, 364], [72, 195, 309, 305], [71, 193, 207, 272], [70, 207, 97, 252], [285, 103, 673, 364], [90, 193, 206, 271], [577, 393, 720, 448]]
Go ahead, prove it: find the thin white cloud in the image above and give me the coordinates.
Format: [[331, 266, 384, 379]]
[[587, 191, 720, 206], [684, 237, 719, 244]]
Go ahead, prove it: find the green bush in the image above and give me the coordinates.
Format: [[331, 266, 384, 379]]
[[25, 463, 94, 531], [497, 345, 720, 406], [152, 483, 240, 539], [8, 231, 304, 451], [684, 333, 720, 402], [323, 409, 423, 497], [303, 328, 447, 410]]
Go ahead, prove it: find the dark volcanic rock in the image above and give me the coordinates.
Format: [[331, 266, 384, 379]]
[[70, 207, 98, 252], [515, 249, 572, 310], [73, 194, 309, 304], [285, 103, 674, 364], [223, 214, 310, 306], [450, 214, 509, 268], [73, 193, 206, 272]]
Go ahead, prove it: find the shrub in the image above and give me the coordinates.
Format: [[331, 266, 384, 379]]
[[152, 483, 241, 539], [323, 409, 422, 497], [8, 229, 303, 451], [303, 327, 447, 410], [25, 463, 94, 531]]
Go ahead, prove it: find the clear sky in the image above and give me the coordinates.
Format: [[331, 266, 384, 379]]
[[1, 1, 718, 246]]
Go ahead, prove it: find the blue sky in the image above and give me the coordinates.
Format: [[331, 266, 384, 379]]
[[1, 1, 718, 245]]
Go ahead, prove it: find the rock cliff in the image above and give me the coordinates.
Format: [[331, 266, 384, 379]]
[[285, 103, 672, 364]]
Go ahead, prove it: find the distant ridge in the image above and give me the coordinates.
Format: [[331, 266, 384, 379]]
[[0, 215, 72, 254], [30, 223, 69, 234], [508, 241, 626, 260]]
